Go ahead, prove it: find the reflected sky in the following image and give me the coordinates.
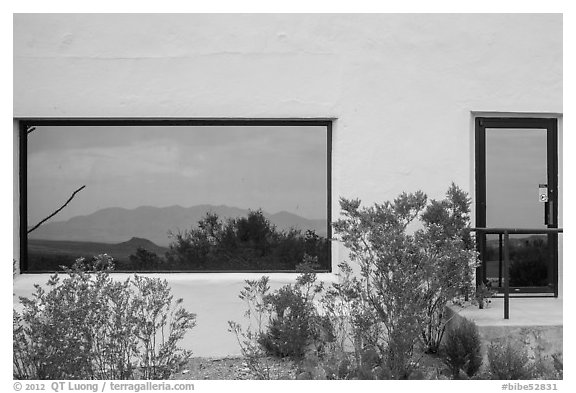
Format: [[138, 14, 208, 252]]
[[485, 128, 547, 228], [27, 125, 328, 223]]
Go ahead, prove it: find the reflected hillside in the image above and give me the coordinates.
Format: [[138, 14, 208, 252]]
[[27, 208, 330, 272]]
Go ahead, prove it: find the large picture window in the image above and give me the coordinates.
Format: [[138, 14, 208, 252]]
[[20, 120, 332, 272]]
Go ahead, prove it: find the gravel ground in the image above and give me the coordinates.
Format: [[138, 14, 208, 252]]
[[172, 356, 297, 380], [172, 353, 450, 380]]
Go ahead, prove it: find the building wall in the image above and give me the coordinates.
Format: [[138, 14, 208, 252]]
[[13, 14, 563, 356]]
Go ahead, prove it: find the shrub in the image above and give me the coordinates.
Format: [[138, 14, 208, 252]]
[[129, 275, 196, 379], [440, 318, 482, 379], [333, 193, 428, 378], [487, 340, 533, 380], [551, 353, 563, 379], [228, 257, 334, 378], [319, 261, 388, 379], [418, 184, 479, 353], [258, 286, 313, 358], [475, 282, 496, 309], [297, 349, 393, 380], [257, 258, 331, 359], [528, 332, 562, 380], [228, 276, 274, 379], [531, 352, 562, 380], [13, 255, 196, 380], [332, 184, 478, 378]]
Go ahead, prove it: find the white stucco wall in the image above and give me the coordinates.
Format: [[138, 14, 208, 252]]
[[13, 14, 562, 356]]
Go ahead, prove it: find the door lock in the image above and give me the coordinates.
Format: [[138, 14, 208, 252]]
[[539, 184, 549, 203]]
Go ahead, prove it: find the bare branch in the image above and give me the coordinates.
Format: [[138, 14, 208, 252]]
[[27, 185, 86, 234]]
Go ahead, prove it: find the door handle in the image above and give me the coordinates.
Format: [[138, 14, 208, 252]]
[[545, 201, 554, 227]]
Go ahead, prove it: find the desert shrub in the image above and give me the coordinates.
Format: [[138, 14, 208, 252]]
[[258, 258, 331, 359], [551, 353, 563, 379], [333, 193, 428, 378], [228, 275, 275, 379], [228, 257, 334, 378], [487, 340, 533, 380], [332, 184, 477, 378], [129, 275, 196, 379], [440, 318, 482, 379], [418, 184, 479, 353], [13, 255, 196, 380], [531, 352, 563, 380], [258, 286, 313, 358], [297, 349, 392, 380], [320, 261, 388, 379], [527, 332, 562, 380], [475, 282, 497, 309]]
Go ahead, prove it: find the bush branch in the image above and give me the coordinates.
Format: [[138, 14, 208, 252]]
[[27, 185, 86, 233]]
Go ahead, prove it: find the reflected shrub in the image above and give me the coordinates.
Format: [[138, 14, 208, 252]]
[[166, 210, 330, 271]]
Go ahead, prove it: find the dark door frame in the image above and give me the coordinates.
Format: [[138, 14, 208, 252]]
[[475, 117, 558, 296]]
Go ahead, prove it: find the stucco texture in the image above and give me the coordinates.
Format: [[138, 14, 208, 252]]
[[13, 14, 562, 355]]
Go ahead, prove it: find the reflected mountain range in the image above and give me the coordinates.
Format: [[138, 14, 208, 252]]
[[28, 204, 328, 247]]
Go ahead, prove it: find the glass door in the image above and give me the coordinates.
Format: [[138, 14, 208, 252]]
[[476, 118, 558, 295]]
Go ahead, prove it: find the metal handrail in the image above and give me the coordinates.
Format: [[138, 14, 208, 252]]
[[469, 228, 563, 235], [469, 227, 563, 320]]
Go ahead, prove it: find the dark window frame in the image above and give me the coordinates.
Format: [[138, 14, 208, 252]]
[[18, 118, 333, 274]]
